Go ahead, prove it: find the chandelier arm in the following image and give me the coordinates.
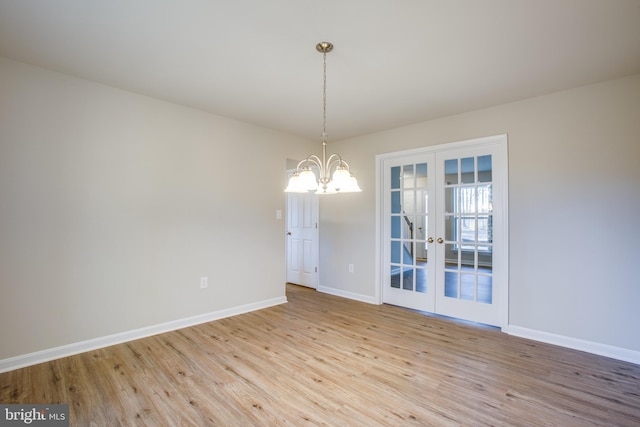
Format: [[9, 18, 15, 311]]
[[296, 155, 325, 176], [302, 155, 350, 174], [325, 153, 344, 174], [335, 158, 353, 171]]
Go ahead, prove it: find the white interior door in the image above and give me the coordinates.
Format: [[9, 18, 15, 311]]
[[380, 135, 508, 327], [286, 191, 319, 288]]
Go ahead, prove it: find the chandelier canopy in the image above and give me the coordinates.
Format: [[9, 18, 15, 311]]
[[285, 42, 361, 195]]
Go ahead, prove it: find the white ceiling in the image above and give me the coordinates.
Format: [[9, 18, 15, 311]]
[[1, 0, 640, 141]]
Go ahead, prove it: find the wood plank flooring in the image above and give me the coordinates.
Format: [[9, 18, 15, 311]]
[[1, 284, 639, 426]]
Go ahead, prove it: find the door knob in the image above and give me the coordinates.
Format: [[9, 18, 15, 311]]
[[437, 237, 444, 244], [287, 232, 292, 235], [427, 237, 434, 243]]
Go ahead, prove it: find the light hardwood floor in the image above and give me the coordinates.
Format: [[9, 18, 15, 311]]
[[1, 284, 639, 426]]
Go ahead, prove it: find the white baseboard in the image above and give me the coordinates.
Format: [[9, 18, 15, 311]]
[[317, 285, 379, 305], [0, 296, 287, 374], [507, 325, 640, 365]]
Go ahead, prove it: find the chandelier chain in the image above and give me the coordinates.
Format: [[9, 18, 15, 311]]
[[322, 51, 327, 141]]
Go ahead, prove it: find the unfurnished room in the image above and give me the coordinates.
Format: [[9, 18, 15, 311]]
[[1, 1, 639, 425]]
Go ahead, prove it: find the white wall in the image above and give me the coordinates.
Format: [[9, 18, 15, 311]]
[[319, 74, 640, 356], [0, 57, 315, 361]]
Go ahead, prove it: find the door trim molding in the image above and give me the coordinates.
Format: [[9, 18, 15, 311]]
[[375, 134, 509, 329]]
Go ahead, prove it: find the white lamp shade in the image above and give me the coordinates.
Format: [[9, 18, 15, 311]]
[[338, 175, 362, 193], [285, 174, 306, 193], [298, 169, 318, 192], [331, 167, 351, 191]]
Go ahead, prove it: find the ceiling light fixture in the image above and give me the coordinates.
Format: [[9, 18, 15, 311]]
[[285, 42, 361, 195]]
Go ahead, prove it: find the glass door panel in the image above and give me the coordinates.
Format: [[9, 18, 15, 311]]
[[441, 156, 493, 302], [385, 155, 435, 311], [436, 146, 501, 326]]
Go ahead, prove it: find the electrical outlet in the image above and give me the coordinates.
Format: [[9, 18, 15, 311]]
[[200, 277, 208, 289], [348, 264, 354, 273]]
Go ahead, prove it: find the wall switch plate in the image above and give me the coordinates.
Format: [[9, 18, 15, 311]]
[[348, 264, 354, 273], [276, 209, 282, 220], [200, 277, 208, 289]]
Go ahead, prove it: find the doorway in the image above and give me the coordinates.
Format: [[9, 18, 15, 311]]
[[286, 188, 319, 289], [378, 135, 508, 327]]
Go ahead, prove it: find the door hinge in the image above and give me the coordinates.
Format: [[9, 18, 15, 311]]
[[315, 267, 318, 273], [315, 222, 318, 229]]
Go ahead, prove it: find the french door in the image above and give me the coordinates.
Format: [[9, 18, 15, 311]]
[[380, 135, 507, 327], [384, 153, 436, 312]]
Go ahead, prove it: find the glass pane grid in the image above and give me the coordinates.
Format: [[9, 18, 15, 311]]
[[442, 155, 494, 304], [389, 162, 429, 295]]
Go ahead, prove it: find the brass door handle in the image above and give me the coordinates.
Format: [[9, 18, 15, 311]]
[[437, 237, 444, 244], [427, 237, 434, 243]]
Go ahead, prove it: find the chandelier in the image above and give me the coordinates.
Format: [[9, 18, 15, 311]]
[[285, 42, 361, 194]]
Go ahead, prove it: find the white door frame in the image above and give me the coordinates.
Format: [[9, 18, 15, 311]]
[[375, 134, 509, 330]]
